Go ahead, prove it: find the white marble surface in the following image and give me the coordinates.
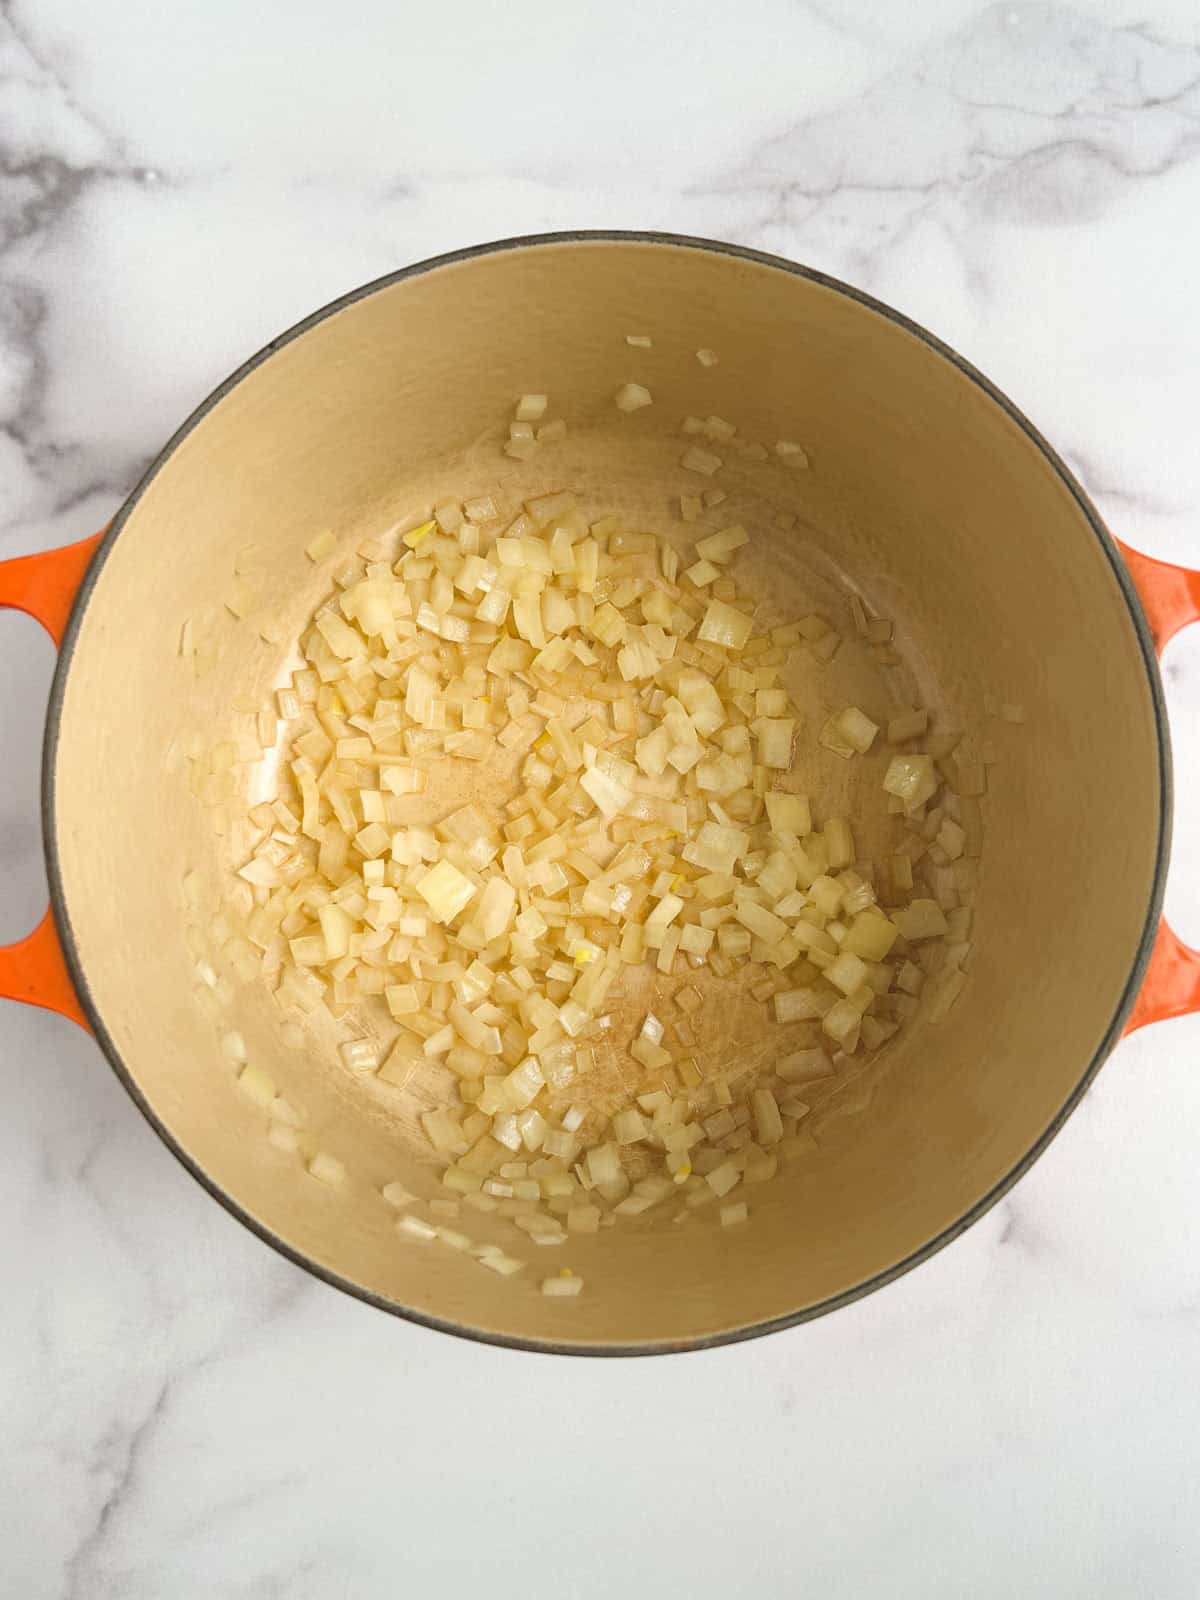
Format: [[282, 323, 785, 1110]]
[[3, 1, 1200, 1593]]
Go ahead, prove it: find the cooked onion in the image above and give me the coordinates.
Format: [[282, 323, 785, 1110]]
[[614, 383, 653, 413], [207, 437, 979, 1273]]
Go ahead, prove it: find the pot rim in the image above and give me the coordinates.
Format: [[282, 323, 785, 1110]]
[[40, 229, 1172, 1357]]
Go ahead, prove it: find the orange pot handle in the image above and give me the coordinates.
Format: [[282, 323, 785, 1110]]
[[1117, 539, 1200, 1033], [0, 532, 104, 1032]]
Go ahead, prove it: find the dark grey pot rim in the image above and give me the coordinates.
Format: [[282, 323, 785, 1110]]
[[40, 230, 1171, 1358]]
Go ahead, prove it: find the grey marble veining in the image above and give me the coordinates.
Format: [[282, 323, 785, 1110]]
[[2, 2, 1199, 1595]]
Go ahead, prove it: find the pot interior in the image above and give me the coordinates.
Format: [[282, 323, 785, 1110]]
[[50, 238, 1163, 1349]]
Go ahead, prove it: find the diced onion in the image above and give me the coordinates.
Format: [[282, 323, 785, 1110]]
[[307, 1151, 345, 1186], [775, 440, 809, 468], [681, 446, 722, 476], [398, 1213, 438, 1242], [695, 525, 748, 563], [883, 754, 939, 809], [214, 451, 978, 1278], [542, 1272, 584, 1296], [339, 1038, 380, 1073], [615, 383, 653, 412], [705, 1161, 740, 1197], [237, 1064, 276, 1108], [698, 599, 753, 650], [415, 860, 477, 923]]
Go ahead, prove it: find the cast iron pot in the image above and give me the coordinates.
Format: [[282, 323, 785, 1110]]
[[2, 233, 1198, 1355]]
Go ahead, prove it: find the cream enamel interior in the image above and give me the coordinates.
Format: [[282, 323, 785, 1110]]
[[50, 238, 1163, 1350]]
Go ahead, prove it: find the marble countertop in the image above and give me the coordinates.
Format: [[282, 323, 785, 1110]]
[[3, 2, 1200, 1594]]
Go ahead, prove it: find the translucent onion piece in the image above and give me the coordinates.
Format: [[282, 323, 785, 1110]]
[[614, 383, 653, 412]]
